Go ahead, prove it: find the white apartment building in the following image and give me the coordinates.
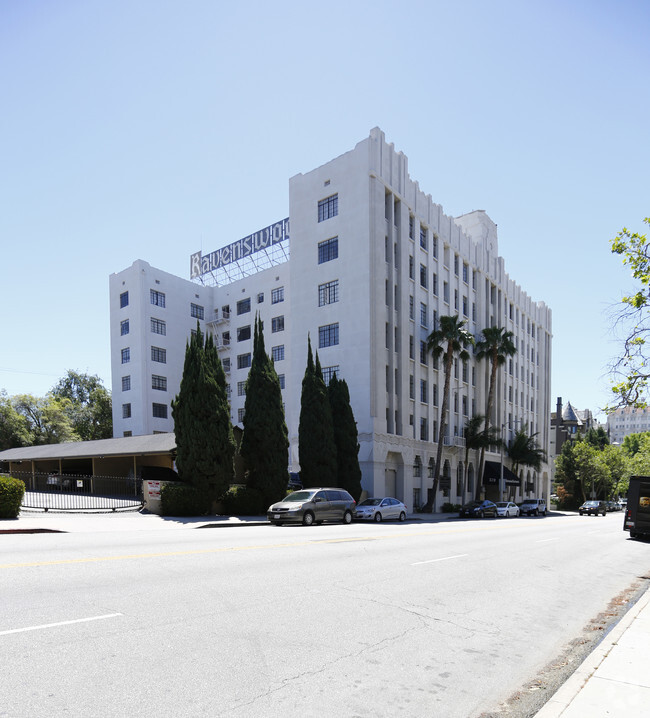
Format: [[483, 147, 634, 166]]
[[109, 128, 552, 508], [607, 406, 650, 444]]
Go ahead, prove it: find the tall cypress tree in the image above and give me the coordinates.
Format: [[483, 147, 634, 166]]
[[328, 373, 363, 500], [240, 315, 289, 506], [298, 338, 337, 488], [172, 324, 234, 513]]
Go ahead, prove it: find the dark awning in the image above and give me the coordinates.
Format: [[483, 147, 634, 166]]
[[483, 460, 520, 487]]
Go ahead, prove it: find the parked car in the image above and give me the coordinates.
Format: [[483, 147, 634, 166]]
[[579, 500, 607, 516], [459, 500, 498, 518], [354, 497, 407, 522], [519, 498, 547, 516], [606, 501, 621, 512], [267, 488, 356, 526], [495, 501, 520, 517], [624, 476, 650, 539]]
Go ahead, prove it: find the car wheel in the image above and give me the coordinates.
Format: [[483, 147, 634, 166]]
[[374, 512, 383, 523], [343, 510, 352, 525], [274, 522, 283, 526], [302, 511, 315, 526], [534, 509, 538, 516], [479, 510, 484, 518], [399, 511, 406, 522]]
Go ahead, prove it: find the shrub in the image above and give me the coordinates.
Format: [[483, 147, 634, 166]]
[[441, 502, 462, 513], [222, 485, 266, 516], [160, 482, 204, 517], [0, 475, 26, 519]]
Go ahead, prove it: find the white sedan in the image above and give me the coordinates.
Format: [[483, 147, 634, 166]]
[[354, 497, 407, 522], [495, 501, 520, 517]]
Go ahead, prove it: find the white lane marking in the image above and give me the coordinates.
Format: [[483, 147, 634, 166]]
[[536, 538, 559, 543], [0, 613, 122, 636], [412, 553, 468, 566]]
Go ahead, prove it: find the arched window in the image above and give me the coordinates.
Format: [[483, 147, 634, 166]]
[[456, 462, 463, 496], [413, 456, 422, 478]]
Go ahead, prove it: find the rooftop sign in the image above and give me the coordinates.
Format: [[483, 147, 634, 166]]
[[190, 218, 290, 280]]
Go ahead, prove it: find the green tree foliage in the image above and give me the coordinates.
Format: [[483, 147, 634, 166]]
[[0, 390, 31, 450], [298, 337, 337, 489], [507, 425, 545, 476], [609, 216, 650, 407], [240, 316, 289, 507], [584, 426, 609, 451], [12, 394, 79, 445], [172, 325, 234, 513], [425, 315, 474, 510], [51, 370, 112, 440], [474, 326, 516, 489], [328, 373, 363, 500]]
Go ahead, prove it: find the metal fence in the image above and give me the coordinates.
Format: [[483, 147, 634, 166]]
[[4, 471, 144, 512]]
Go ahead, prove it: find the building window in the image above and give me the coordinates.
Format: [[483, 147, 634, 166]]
[[191, 303, 204, 320], [150, 289, 165, 308], [463, 263, 469, 283], [318, 237, 338, 264], [419, 264, 427, 288], [420, 418, 428, 441], [123, 431, 132, 437], [318, 193, 338, 222], [152, 403, 167, 419], [237, 353, 251, 369], [420, 226, 427, 250], [120, 319, 129, 336], [237, 381, 246, 396], [122, 375, 131, 392], [151, 318, 166, 335], [319, 323, 339, 348], [318, 279, 339, 306], [420, 340, 428, 365], [222, 357, 231, 373], [120, 291, 129, 308], [151, 346, 166, 363], [420, 379, 428, 403], [257, 292, 264, 303], [321, 365, 339, 386], [152, 375, 167, 391], [271, 316, 285, 333], [278, 374, 285, 390], [409, 216, 414, 239], [433, 384, 438, 406], [432, 273, 438, 296], [409, 255, 414, 280], [237, 298, 251, 315], [271, 287, 284, 304], [454, 255, 459, 276], [238, 408, 245, 423], [237, 325, 251, 342], [272, 345, 285, 362], [443, 282, 449, 304], [420, 302, 427, 327], [121, 348, 130, 364], [122, 403, 131, 419], [413, 456, 422, 478], [409, 335, 414, 360], [462, 296, 468, 316]]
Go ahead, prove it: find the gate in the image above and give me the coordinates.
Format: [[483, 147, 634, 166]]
[[6, 471, 144, 511]]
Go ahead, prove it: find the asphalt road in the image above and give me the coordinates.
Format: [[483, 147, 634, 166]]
[[1, 512, 648, 718]]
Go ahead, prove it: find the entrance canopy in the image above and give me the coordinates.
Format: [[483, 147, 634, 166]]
[[483, 460, 520, 487]]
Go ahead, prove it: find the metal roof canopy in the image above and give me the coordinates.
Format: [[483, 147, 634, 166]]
[[0, 433, 176, 464]]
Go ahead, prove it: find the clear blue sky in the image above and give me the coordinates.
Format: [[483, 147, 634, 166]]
[[1, 0, 648, 422]]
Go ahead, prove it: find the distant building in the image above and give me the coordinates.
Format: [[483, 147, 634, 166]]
[[550, 396, 596, 459], [607, 406, 650, 444], [109, 128, 553, 506]]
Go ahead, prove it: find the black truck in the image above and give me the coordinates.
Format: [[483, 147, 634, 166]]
[[624, 476, 650, 540]]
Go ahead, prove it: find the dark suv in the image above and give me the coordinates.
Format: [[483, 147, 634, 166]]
[[579, 500, 607, 516], [267, 488, 356, 526]]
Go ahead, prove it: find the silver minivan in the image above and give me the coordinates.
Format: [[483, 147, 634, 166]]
[[267, 488, 356, 526]]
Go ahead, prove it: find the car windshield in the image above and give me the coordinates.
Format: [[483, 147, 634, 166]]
[[584, 501, 598, 506], [464, 501, 481, 508], [495, 502, 508, 507], [358, 499, 381, 506], [282, 491, 314, 502]]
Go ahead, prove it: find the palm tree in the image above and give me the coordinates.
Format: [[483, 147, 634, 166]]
[[507, 425, 545, 476], [461, 414, 502, 504], [424, 315, 474, 511], [474, 326, 516, 493]]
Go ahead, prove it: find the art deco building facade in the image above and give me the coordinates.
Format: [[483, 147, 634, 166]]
[[109, 128, 552, 507]]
